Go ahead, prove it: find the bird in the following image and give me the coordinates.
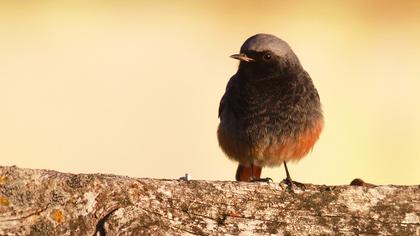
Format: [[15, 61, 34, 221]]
[[217, 34, 323, 187]]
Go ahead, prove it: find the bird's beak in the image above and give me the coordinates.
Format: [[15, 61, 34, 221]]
[[230, 53, 255, 62]]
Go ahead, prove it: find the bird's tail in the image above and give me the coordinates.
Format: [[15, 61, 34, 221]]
[[235, 164, 262, 181]]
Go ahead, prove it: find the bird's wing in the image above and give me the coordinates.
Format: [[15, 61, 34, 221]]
[[218, 75, 237, 118], [298, 70, 320, 100]]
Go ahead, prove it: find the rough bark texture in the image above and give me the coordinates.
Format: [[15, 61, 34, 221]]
[[0, 166, 419, 235]]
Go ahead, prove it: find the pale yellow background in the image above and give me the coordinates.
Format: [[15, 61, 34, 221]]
[[1, 1, 419, 185]]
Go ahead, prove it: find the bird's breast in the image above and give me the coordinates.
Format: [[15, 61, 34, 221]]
[[217, 73, 323, 166]]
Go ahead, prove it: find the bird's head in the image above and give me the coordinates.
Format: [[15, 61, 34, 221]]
[[231, 34, 302, 78]]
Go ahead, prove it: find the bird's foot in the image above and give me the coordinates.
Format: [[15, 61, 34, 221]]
[[281, 177, 306, 190], [250, 177, 273, 183]]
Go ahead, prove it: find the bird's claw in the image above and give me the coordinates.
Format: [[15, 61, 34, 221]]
[[282, 178, 306, 190]]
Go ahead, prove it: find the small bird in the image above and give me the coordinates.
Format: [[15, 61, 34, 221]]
[[217, 34, 323, 187]]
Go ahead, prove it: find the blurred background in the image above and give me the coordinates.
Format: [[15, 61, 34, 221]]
[[1, 1, 419, 185]]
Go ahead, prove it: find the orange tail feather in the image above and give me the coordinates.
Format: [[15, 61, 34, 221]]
[[235, 164, 262, 181]]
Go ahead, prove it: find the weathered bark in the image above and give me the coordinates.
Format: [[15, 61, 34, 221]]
[[0, 166, 419, 235]]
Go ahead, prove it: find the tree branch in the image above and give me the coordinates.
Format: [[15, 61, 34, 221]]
[[0, 166, 419, 235]]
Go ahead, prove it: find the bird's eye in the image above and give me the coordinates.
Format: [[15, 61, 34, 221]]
[[263, 53, 272, 61]]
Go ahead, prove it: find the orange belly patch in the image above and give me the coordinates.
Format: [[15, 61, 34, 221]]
[[218, 118, 324, 167], [256, 119, 323, 166]]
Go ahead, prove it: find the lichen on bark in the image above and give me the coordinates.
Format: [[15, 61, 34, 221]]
[[0, 166, 419, 235]]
